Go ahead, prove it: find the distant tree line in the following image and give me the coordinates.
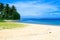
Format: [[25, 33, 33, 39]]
[[0, 3, 20, 20]]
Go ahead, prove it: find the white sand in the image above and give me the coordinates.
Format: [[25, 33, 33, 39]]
[[0, 23, 60, 40]]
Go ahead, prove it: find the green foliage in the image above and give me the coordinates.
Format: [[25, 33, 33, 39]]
[[10, 5, 20, 20], [0, 3, 20, 20], [0, 22, 25, 29], [0, 3, 4, 11]]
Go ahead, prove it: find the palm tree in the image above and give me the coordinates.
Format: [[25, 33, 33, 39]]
[[0, 3, 20, 20], [0, 3, 4, 19], [4, 4, 11, 19], [11, 5, 20, 20]]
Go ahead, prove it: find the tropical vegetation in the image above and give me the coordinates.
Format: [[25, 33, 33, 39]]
[[0, 22, 25, 29], [0, 3, 20, 20]]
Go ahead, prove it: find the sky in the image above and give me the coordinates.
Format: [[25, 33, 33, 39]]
[[0, 0, 60, 19]]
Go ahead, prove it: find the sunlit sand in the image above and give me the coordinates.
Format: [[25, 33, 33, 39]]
[[0, 23, 60, 40]]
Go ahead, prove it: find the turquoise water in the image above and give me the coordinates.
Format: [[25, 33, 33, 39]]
[[19, 18, 60, 26]]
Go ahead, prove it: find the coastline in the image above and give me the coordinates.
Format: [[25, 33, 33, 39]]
[[18, 22, 60, 27], [0, 23, 60, 40], [4, 20, 19, 22]]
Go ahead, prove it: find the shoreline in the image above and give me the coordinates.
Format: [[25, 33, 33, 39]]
[[17, 22, 60, 27], [4, 20, 19, 22], [0, 22, 60, 40]]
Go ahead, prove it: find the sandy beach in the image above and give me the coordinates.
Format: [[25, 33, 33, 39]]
[[0, 23, 60, 40]]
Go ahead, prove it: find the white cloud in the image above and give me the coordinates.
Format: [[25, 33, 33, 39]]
[[9, 1, 59, 18]]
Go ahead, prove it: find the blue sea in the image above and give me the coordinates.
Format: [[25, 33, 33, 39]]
[[18, 18, 60, 26]]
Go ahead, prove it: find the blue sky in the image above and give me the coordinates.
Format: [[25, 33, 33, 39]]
[[0, 0, 60, 18]]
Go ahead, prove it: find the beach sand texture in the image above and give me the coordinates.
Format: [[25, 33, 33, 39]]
[[0, 24, 60, 40]]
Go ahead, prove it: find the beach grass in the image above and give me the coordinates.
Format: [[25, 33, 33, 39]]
[[0, 22, 25, 29]]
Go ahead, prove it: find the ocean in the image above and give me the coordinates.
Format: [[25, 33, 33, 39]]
[[18, 18, 60, 26]]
